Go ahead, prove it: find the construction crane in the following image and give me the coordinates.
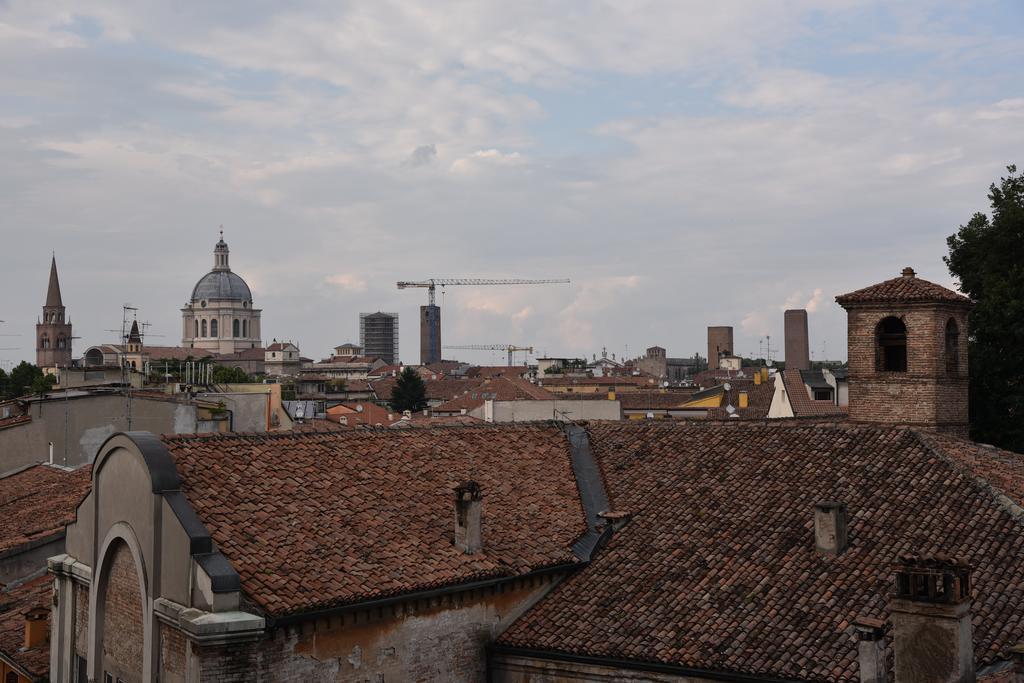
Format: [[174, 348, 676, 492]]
[[443, 344, 534, 367], [397, 278, 570, 364]]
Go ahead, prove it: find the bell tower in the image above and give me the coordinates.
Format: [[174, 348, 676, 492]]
[[836, 267, 971, 435], [36, 255, 73, 369]]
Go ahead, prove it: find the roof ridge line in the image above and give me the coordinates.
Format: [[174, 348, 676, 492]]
[[914, 431, 1024, 525]]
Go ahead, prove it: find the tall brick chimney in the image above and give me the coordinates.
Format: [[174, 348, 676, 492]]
[[453, 481, 482, 554], [891, 555, 973, 682], [784, 309, 810, 370]]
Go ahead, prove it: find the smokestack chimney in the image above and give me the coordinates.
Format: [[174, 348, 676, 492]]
[[784, 309, 810, 371], [891, 555, 973, 683], [454, 481, 482, 554], [853, 617, 887, 683], [814, 501, 848, 555], [24, 606, 48, 649]]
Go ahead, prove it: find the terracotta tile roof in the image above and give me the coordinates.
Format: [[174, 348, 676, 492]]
[[465, 366, 531, 379], [433, 377, 555, 414], [0, 574, 51, 677], [609, 391, 697, 410], [693, 367, 763, 387], [290, 418, 349, 432], [0, 464, 92, 555], [835, 269, 970, 306], [782, 370, 845, 417], [0, 414, 30, 432], [499, 422, 1024, 680], [540, 376, 654, 387], [370, 376, 485, 403], [390, 414, 485, 428], [707, 379, 775, 419], [162, 426, 587, 617], [325, 402, 398, 426]]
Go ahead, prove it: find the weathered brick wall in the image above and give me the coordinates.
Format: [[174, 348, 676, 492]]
[[101, 541, 145, 682], [192, 575, 558, 682], [74, 584, 90, 661], [159, 623, 188, 683], [846, 304, 969, 432]]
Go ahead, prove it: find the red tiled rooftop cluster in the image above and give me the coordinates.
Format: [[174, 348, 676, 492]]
[[0, 575, 52, 676], [0, 464, 92, 555], [781, 370, 845, 418], [162, 425, 588, 617], [499, 421, 1024, 681]]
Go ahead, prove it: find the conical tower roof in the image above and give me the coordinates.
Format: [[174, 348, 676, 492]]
[[128, 319, 142, 345], [45, 255, 63, 308]]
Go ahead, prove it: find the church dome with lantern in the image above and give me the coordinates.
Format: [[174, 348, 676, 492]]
[[181, 232, 262, 355]]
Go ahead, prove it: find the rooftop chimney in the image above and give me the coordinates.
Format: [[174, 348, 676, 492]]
[[24, 606, 48, 649], [454, 481, 482, 554], [814, 501, 848, 555], [891, 555, 973, 683], [853, 617, 887, 683], [901, 266, 916, 278]]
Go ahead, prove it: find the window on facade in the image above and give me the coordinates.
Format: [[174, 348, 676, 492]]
[[233, 319, 240, 337], [211, 319, 218, 337], [194, 320, 199, 338], [945, 318, 960, 375], [7, 672, 19, 683], [813, 389, 833, 401], [40, 334, 50, 349], [876, 316, 907, 372], [58, 336, 66, 349], [201, 319, 207, 337], [242, 319, 248, 337]]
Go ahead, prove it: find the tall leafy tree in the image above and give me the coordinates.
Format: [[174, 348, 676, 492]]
[[945, 164, 1024, 452], [390, 366, 428, 413], [6, 361, 45, 399]]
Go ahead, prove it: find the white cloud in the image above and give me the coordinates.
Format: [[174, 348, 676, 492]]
[[325, 273, 367, 292]]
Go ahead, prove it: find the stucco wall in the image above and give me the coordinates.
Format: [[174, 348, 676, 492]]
[[476, 400, 622, 423], [0, 395, 198, 470]]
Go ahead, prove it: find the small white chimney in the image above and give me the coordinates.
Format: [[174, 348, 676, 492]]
[[814, 501, 848, 555], [853, 617, 887, 683]]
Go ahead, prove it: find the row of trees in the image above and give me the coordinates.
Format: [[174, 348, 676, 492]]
[[0, 362, 55, 400]]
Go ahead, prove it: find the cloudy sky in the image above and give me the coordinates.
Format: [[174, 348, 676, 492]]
[[1, 1, 1021, 368]]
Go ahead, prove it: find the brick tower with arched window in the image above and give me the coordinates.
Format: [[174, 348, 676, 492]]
[[36, 254, 73, 370], [836, 267, 971, 435]]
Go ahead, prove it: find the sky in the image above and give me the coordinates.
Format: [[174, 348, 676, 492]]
[[1, 1, 1022, 369]]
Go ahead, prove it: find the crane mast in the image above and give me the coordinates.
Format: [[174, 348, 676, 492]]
[[396, 277, 569, 364]]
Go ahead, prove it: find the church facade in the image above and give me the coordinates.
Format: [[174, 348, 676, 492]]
[[181, 234, 261, 355]]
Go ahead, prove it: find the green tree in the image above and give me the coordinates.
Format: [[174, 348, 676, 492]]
[[390, 366, 428, 412], [31, 372, 56, 396], [6, 361, 45, 399], [0, 369, 8, 399], [212, 365, 253, 384], [945, 164, 1024, 453]]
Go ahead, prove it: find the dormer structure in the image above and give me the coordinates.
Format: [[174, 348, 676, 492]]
[[836, 267, 971, 435]]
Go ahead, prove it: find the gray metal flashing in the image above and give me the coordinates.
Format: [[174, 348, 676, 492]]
[[164, 491, 213, 555], [101, 431, 182, 492], [195, 552, 241, 593], [564, 424, 611, 561]]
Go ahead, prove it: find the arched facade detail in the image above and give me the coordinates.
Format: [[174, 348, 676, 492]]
[[89, 522, 154, 683], [875, 316, 907, 373]]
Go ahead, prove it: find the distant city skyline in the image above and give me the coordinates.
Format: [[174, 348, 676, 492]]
[[2, 2, 1021, 366]]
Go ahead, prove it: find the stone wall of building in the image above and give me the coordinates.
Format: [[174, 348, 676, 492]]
[[191, 575, 560, 682], [101, 541, 145, 682], [74, 585, 90, 664], [846, 303, 969, 433]]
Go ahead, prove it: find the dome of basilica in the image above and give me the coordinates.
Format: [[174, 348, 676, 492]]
[[191, 270, 252, 302]]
